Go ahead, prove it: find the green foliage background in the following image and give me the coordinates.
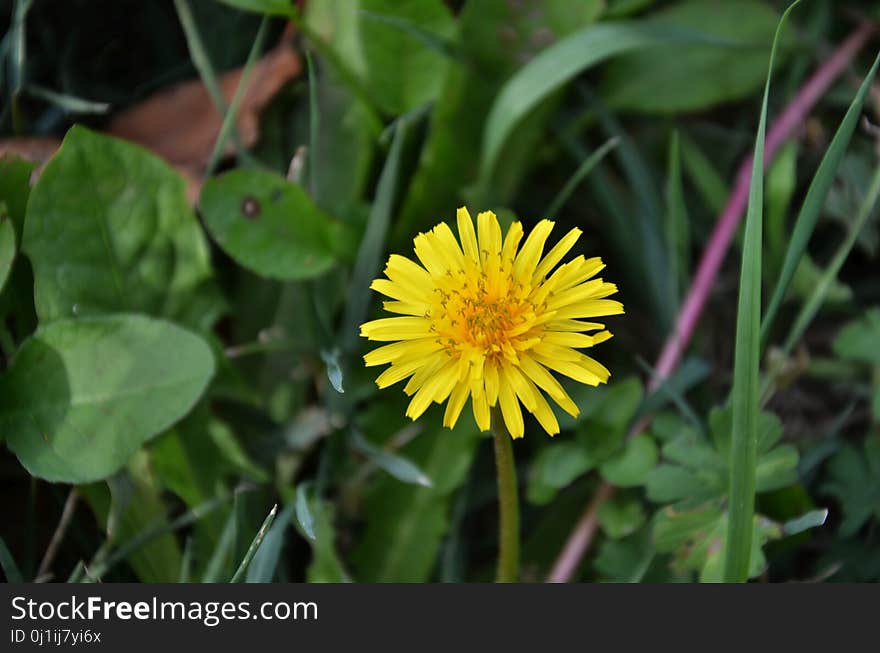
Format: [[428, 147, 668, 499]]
[[1, 0, 879, 583]]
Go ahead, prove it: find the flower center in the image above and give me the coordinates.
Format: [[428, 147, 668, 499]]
[[431, 270, 537, 356]]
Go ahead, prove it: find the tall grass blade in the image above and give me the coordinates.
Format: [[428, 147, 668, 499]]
[[544, 137, 618, 216], [202, 505, 238, 583], [247, 503, 296, 582], [679, 131, 729, 214], [0, 536, 23, 582], [205, 16, 269, 176], [724, 1, 800, 583], [761, 51, 880, 344], [762, 159, 880, 405], [230, 504, 278, 582], [306, 50, 319, 196], [665, 130, 690, 305], [25, 85, 109, 114]]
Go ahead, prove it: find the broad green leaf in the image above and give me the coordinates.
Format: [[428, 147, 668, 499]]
[[653, 502, 781, 581], [594, 527, 655, 582], [200, 169, 348, 280], [700, 514, 781, 582], [761, 52, 880, 343], [646, 465, 713, 504], [527, 441, 595, 505], [646, 406, 798, 504], [601, 1, 789, 113], [832, 308, 880, 365], [480, 20, 719, 187], [822, 436, 880, 537], [308, 0, 455, 116], [0, 205, 14, 295], [23, 127, 219, 329], [599, 434, 658, 487], [598, 496, 646, 539], [1, 314, 215, 482], [352, 420, 481, 581]]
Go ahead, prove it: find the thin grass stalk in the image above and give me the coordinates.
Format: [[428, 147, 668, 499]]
[[724, 1, 798, 583]]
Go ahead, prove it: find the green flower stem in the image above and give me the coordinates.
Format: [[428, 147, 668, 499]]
[[491, 407, 520, 583]]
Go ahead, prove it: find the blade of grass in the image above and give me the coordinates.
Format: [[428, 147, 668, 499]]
[[178, 536, 194, 583], [580, 85, 672, 328], [665, 129, 690, 305], [205, 16, 269, 176], [544, 136, 619, 216], [544, 137, 620, 216], [340, 118, 409, 352], [306, 50, 319, 196], [25, 85, 109, 114], [173, 0, 246, 158], [761, 51, 880, 345], [85, 490, 238, 582], [725, 1, 799, 583], [247, 503, 296, 582], [202, 504, 238, 583], [763, 158, 880, 403], [0, 536, 23, 582], [9, 0, 34, 134], [679, 131, 729, 214], [350, 430, 433, 488], [230, 504, 278, 582], [295, 483, 316, 541]]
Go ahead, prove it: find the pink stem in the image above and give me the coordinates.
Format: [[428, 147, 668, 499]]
[[548, 21, 877, 584]]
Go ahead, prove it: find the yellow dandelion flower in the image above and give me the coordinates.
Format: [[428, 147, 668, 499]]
[[360, 207, 623, 439]]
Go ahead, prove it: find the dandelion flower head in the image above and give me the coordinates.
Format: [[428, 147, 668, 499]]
[[360, 208, 623, 439]]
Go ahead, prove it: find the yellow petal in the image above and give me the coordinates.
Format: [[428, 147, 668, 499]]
[[533, 227, 581, 282], [514, 219, 554, 281], [364, 338, 442, 367], [443, 382, 471, 428], [498, 381, 524, 439], [470, 379, 491, 432], [457, 207, 480, 263], [360, 316, 433, 341]]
